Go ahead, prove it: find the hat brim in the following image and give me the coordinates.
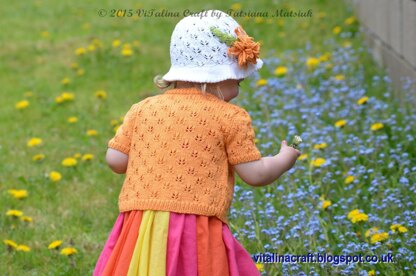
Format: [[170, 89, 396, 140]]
[[162, 58, 263, 83]]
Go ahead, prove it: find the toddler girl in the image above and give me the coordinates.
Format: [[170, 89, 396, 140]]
[[94, 9, 301, 276]]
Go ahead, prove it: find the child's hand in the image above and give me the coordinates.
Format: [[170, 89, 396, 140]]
[[278, 140, 301, 170]]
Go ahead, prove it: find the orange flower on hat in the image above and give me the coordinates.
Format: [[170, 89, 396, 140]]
[[227, 26, 260, 69]]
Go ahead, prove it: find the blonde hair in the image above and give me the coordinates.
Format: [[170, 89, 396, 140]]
[[153, 74, 225, 101]]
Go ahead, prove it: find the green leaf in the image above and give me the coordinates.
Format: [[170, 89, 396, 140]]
[[210, 27, 237, 47]]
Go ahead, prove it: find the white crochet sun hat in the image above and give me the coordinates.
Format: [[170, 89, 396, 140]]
[[162, 9, 263, 83]]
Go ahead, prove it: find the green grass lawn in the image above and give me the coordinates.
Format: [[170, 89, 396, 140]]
[[1, 0, 414, 275]]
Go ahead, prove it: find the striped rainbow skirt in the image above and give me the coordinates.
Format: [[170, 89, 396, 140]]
[[93, 209, 261, 276]]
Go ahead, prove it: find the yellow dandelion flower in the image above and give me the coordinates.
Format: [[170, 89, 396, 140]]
[[254, 17, 264, 24], [390, 224, 408, 233], [75, 47, 86, 56], [77, 68, 85, 76], [55, 95, 64, 103], [343, 41, 352, 48], [8, 189, 28, 199], [67, 116, 78, 123], [87, 44, 96, 52], [368, 270, 376, 276], [6, 209, 23, 217], [322, 200, 331, 209], [298, 153, 308, 160], [351, 212, 368, 223], [357, 96, 368, 105], [32, 153, 45, 161], [255, 263, 264, 272], [16, 244, 31, 252], [49, 171, 62, 182], [92, 38, 102, 48], [333, 26, 341, 35], [27, 137, 42, 147], [306, 57, 320, 70], [370, 232, 388, 244], [24, 91, 33, 97], [398, 226, 408, 233], [112, 39, 121, 48], [344, 175, 355, 184], [311, 158, 326, 167], [61, 92, 75, 101], [3, 239, 18, 249], [334, 74, 345, 81], [365, 227, 379, 238], [70, 62, 79, 69], [62, 157, 77, 167], [274, 66, 288, 77], [15, 100, 30, 110], [121, 44, 133, 56], [112, 125, 120, 133], [40, 31, 49, 38], [347, 209, 361, 220], [390, 224, 401, 232], [82, 22, 91, 30], [276, 18, 284, 27], [110, 119, 119, 126], [48, 240, 63, 249], [344, 16, 356, 25], [231, 3, 242, 10], [60, 247, 78, 256], [335, 119, 347, 128], [20, 216, 32, 222], [256, 79, 267, 87], [95, 90, 107, 99], [87, 129, 98, 136], [313, 143, 327, 150], [73, 153, 82, 159], [318, 52, 331, 62], [82, 154, 94, 161], [370, 123, 384, 131], [61, 78, 70, 85]]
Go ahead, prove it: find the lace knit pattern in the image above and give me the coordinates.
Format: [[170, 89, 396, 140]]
[[107, 87, 262, 224]]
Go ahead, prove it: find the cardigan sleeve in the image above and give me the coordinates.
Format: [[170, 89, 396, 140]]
[[107, 103, 139, 155], [225, 108, 262, 166]]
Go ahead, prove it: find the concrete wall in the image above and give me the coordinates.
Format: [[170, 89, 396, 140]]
[[348, 0, 416, 106]]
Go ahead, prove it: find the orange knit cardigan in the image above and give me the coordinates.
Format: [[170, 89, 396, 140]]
[[107, 87, 262, 224]]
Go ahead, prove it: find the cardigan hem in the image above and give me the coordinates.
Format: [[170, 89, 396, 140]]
[[118, 199, 229, 225]]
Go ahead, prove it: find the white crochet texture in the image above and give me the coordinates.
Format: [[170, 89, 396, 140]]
[[163, 10, 263, 83]]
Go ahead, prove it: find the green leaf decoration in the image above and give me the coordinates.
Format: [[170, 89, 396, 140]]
[[210, 27, 237, 47]]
